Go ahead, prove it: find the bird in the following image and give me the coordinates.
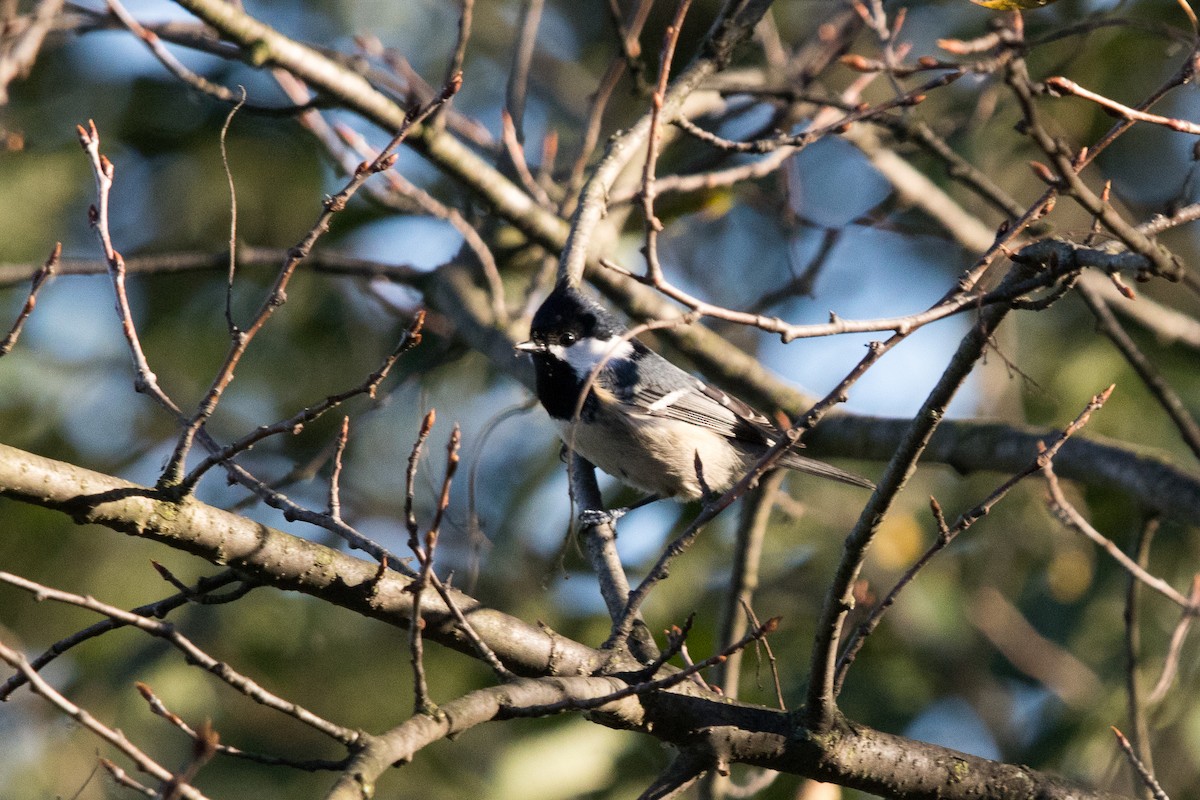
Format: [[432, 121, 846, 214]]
[[515, 283, 873, 517]]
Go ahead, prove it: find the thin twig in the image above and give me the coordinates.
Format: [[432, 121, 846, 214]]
[[1043, 468, 1198, 611], [105, 0, 249, 105], [442, 0, 473, 107], [711, 471, 783, 699], [0, 240, 57, 356], [427, 425, 460, 541], [1047, 75, 1200, 135], [406, 409, 437, 543], [0, 570, 244, 700], [741, 600, 785, 710], [161, 73, 462, 488], [408, 423, 460, 712], [465, 401, 535, 592], [501, 109, 554, 209], [1077, 281, 1200, 460], [427, 568, 517, 682], [78, 119, 186, 420], [511, 616, 780, 717], [327, 416, 350, 522], [181, 311, 425, 490], [639, 0, 694, 284], [1147, 574, 1200, 704], [136, 683, 348, 771], [219, 85, 245, 334], [505, 0, 544, 144], [0, 247, 427, 287], [0, 638, 212, 800], [1139, 202, 1200, 236], [565, 0, 654, 199], [0, 572, 360, 745], [834, 385, 1115, 692], [98, 759, 155, 798], [1112, 727, 1171, 800], [1124, 515, 1158, 794], [409, 553, 434, 717], [405, 421, 439, 715]]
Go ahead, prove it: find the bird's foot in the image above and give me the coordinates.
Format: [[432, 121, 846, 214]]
[[579, 507, 630, 527]]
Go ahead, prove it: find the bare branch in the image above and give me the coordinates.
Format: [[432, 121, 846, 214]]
[[835, 385, 1115, 692], [1043, 468, 1198, 611], [0, 240, 57, 356], [136, 683, 348, 771], [637, 750, 709, 800], [1077, 281, 1200, 460], [0, 569, 243, 700], [0, 638, 213, 800], [77, 119, 185, 420], [711, 471, 784, 698], [1046, 75, 1200, 135], [1147, 574, 1200, 704], [0, 572, 360, 745], [1124, 515, 1158, 793], [0, 0, 64, 103], [162, 75, 461, 487], [504, 0, 544, 145], [514, 616, 780, 717], [327, 416, 351, 522], [219, 85, 245, 334], [639, 0, 694, 285], [181, 310, 425, 492], [1112, 727, 1171, 800], [806, 263, 1025, 733]]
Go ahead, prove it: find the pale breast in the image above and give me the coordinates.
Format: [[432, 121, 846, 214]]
[[555, 414, 746, 500]]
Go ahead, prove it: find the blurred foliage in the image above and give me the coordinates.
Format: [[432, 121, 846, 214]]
[[1, 1, 1199, 799]]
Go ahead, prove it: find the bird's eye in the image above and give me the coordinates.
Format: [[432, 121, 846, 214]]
[[560, 331, 577, 345]]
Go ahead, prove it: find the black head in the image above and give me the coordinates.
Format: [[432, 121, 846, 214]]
[[516, 284, 631, 419], [526, 284, 625, 348]]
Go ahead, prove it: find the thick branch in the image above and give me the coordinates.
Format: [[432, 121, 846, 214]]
[[0, 440, 1132, 799], [0, 441, 602, 678]]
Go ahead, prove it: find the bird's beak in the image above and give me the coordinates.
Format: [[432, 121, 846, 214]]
[[514, 340, 544, 354]]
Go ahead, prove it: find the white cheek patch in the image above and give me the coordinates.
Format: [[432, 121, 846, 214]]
[[562, 337, 635, 374]]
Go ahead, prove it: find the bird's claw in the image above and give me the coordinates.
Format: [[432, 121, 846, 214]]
[[579, 507, 629, 527]]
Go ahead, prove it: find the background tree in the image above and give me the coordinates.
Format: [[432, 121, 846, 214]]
[[1, 1, 1199, 798]]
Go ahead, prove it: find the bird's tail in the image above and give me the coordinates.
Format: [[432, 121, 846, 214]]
[[777, 452, 875, 489]]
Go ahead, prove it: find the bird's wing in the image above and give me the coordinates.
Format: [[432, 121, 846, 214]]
[[627, 377, 876, 489], [615, 364, 774, 443], [606, 350, 876, 489]]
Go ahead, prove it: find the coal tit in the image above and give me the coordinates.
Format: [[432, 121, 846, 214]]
[[515, 284, 873, 505]]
